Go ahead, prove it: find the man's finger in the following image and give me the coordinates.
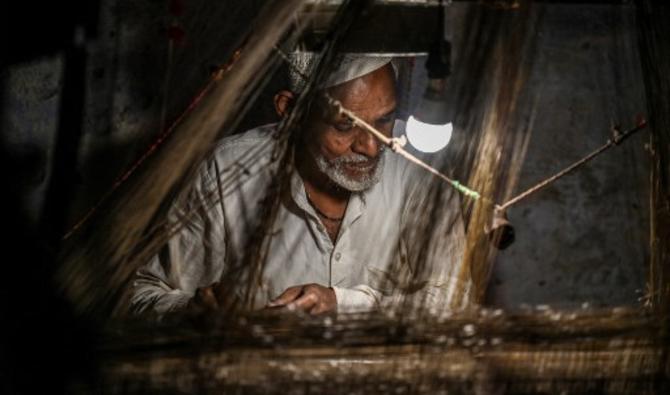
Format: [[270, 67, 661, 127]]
[[267, 286, 303, 307], [309, 302, 329, 315], [192, 286, 219, 310], [287, 291, 318, 312]]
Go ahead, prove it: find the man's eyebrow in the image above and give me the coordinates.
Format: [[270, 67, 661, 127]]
[[379, 107, 397, 119], [333, 104, 396, 122]]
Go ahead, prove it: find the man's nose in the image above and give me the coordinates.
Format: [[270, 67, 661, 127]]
[[351, 128, 380, 158]]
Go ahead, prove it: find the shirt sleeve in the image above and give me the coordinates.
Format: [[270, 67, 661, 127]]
[[130, 160, 227, 316], [331, 285, 380, 313]]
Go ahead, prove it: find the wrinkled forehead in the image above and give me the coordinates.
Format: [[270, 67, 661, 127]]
[[326, 64, 397, 110], [308, 64, 397, 120]]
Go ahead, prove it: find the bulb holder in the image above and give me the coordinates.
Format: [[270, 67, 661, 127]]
[[485, 209, 515, 250], [413, 79, 452, 126]]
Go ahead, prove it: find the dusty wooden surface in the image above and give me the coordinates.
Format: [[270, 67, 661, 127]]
[[95, 308, 669, 394]]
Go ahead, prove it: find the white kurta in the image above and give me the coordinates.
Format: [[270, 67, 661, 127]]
[[131, 122, 471, 315]]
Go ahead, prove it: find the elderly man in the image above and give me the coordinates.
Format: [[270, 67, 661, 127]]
[[131, 54, 470, 316]]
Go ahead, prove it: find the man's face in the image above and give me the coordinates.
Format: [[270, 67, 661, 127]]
[[304, 64, 397, 192]]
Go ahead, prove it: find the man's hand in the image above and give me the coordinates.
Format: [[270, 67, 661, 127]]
[[267, 284, 337, 315], [187, 282, 237, 312], [187, 283, 222, 311]]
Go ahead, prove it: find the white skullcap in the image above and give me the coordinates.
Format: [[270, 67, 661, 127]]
[[289, 51, 394, 92]]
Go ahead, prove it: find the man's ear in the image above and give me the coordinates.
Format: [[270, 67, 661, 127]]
[[274, 90, 295, 118]]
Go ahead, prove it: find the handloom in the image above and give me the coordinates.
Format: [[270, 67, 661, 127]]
[[52, 1, 669, 393]]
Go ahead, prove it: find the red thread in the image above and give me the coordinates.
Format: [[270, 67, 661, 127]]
[[167, 23, 185, 45], [169, 0, 184, 17]]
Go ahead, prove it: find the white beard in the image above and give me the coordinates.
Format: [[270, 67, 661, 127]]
[[311, 147, 386, 192]]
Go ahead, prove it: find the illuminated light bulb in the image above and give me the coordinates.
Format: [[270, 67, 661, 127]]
[[405, 116, 453, 153]]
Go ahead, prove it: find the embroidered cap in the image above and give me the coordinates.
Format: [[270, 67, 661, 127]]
[[289, 51, 394, 92]]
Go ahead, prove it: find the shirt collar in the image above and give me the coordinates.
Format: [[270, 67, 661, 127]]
[[289, 169, 375, 231]]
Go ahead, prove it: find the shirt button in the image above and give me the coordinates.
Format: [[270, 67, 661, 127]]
[[334, 252, 341, 261]]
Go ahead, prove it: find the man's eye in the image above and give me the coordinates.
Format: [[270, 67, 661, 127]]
[[334, 120, 354, 132], [377, 115, 395, 125]]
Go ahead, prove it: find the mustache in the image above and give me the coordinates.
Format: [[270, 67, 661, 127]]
[[333, 147, 386, 166], [336, 154, 375, 165]]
